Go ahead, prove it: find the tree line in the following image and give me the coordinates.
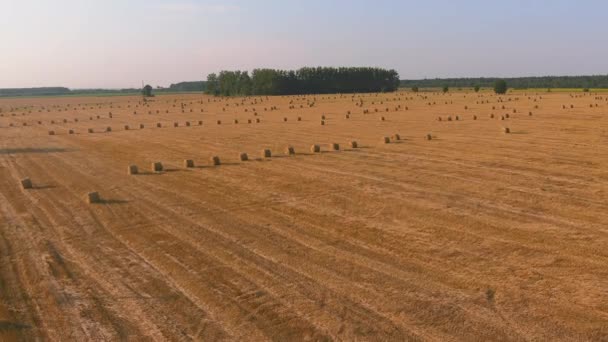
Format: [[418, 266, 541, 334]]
[[400, 75, 608, 89], [205, 67, 401, 96]]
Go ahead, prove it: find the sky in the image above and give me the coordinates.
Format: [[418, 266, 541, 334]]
[[0, 0, 607, 88]]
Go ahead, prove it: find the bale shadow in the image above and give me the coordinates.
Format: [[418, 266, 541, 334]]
[[33, 185, 56, 190], [0, 147, 70, 154], [99, 199, 129, 205]]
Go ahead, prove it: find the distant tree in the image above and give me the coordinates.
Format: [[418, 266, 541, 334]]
[[142, 84, 153, 97], [442, 85, 449, 93], [494, 80, 507, 94], [411, 86, 419, 92], [474, 85, 480, 92], [583, 87, 590, 92], [205, 73, 219, 95]]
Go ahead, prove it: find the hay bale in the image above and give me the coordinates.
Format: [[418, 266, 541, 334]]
[[505, 113, 510, 118], [392, 133, 401, 141], [529, 112, 533, 116], [426, 133, 432, 141], [297, 116, 302, 121], [128, 165, 138, 175], [185, 121, 191, 127], [349, 141, 358, 148], [184, 159, 194, 168], [473, 115, 477, 120], [503, 127, 511, 134], [345, 114, 350, 119], [321, 120, 325, 125], [261, 149, 272, 158], [106, 126, 112, 132], [88, 128, 94, 133], [174, 122, 179, 127], [310, 144, 321, 153], [139, 124, 144, 129], [157, 123, 162, 128], [447, 116, 452, 121], [490, 114, 495, 118], [217, 120, 222, 125], [239, 152, 249, 161], [152, 162, 163, 172], [285, 146, 295, 155], [233, 119, 238, 124], [321, 115, 326, 120], [283, 117, 288, 122], [455, 115, 460, 121], [48, 130, 55, 135], [21, 178, 33, 189], [124, 125, 129, 130], [382, 136, 390, 144], [198, 120, 203, 125], [86, 192, 100, 204], [210, 156, 221, 165], [381, 116, 385, 121], [438, 117, 442, 121], [330, 143, 340, 151], [68, 129, 74, 134]]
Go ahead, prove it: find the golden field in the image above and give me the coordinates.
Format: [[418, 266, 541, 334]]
[[0, 91, 607, 341]]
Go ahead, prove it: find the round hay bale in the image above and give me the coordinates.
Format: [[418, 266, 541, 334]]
[[321, 115, 326, 120], [438, 117, 442, 121], [285, 146, 295, 155], [217, 120, 222, 125], [48, 130, 55, 135], [392, 133, 401, 141], [184, 159, 194, 168], [210, 156, 221, 166], [455, 115, 460, 121], [239, 152, 249, 161], [490, 114, 495, 118], [330, 143, 340, 151], [85, 192, 100, 204], [106, 127, 112, 132], [88, 128, 94, 133], [21, 178, 33, 189], [473, 115, 477, 120], [381, 116, 385, 121], [68, 129, 74, 134], [128, 165, 138, 175], [426, 133, 432, 141], [233, 119, 238, 124], [310, 144, 321, 153], [503, 127, 511, 134], [156, 123, 162, 128], [505, 113, 510, 118], [256, 118, 261, 123], [345, 114, 350, 119], [174, 122, 179, 127], [261, 149, 272, 158], [529, 112, 533, 116], [283, 117, 288, 122], [382, 136, 390, 144], [198, 120, 203, 125], [139, 124, 144, 129], [152, 162, 163, 172], [297, 116, 302, 121], [448, 116, 452, 121], [185, 121, 191, 127], [350, 141, 358, 148], [124, 125, 129, 130]]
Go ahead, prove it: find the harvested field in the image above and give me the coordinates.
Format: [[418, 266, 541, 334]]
[[0, 91, 607, 340]]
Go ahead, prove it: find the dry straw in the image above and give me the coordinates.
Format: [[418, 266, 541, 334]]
[[21, 178, 33, 189], [128, 165, 138, 175], [86, 192, 100, 204], [152, 162, 163, 172]]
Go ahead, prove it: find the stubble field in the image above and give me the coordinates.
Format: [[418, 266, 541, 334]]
[[0, 90, 607, 341]]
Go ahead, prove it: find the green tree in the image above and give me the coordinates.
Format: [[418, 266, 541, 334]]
[[205, 73, 219, 95], [442, 86, 448, 93], [142, 84, 153, 97], [474, 85, 480, 92], [411, 86, 419, 92], [583, 87, 590, 92], [494, 80, 507, 94]]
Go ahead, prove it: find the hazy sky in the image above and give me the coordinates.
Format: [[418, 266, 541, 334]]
[[1, 0, 606, 88]]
